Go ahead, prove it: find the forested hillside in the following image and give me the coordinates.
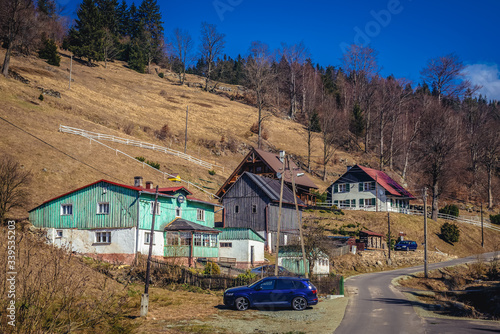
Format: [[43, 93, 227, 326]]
[[0, 0, 499, 221]]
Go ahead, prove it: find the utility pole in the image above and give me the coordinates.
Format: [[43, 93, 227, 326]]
[[184, 106, 188, 154], [481, 203, 484, 248], [423, 187, 428, 278], [274, 157, 286, 276], [291, 157, 308, 278], [141, 185, 159, 317], [387, 211, 392, 264], [375, 174, 379, 212], [69, 55, 73, 89]]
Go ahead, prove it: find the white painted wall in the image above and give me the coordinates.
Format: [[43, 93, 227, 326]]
[[45, 227, 137, 254], [219, 239, 264, 263], [136, 229, 165, 257]]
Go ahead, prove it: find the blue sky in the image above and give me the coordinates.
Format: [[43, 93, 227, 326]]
[[59, 0, 500, 100]]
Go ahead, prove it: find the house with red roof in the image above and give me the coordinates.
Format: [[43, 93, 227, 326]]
[[28, 177, 222, 265], [326, 165, 415, 213]]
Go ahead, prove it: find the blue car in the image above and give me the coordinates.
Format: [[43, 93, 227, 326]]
[[223, 276, 318, 311], [394, 240, 418, 251]]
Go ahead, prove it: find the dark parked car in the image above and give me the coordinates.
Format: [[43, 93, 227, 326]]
[[223, 276, 318, 311], [394, 240, 418, 251], [250, 265, 293, 276]]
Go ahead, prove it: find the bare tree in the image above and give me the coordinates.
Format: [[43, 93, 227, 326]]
[[420, 53, 478, 103], [295, 221, 330, 275], [199, 22, 225, 91], [481, 120, 500, 209], [170, 27, 193, 84], [245, 41, 274, 149], [0, 0, 36, 77], [279, 42, 308, 119], [320, 97, 344, 181], [0, 156, 31, 220], [417, 103, 459, 220], [102, 28, 119, 69]]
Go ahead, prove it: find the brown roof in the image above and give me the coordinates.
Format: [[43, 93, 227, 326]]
[[253, 148, 318, 189]]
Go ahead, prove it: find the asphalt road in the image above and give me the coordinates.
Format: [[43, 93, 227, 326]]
[[334, 252, 500, 334]]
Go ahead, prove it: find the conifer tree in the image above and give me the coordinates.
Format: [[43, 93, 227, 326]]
[[137, 0, 164, 73], [38, 34, 60, 66], [116, 0, 129, 37], [128, 40, 145, 73], [68, 0, 104, 64]]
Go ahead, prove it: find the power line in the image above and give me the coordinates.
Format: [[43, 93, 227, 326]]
[[0, 116, 123, 182]]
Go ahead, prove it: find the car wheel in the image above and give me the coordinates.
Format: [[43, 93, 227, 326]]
[[235, 297, 249, 311], [292, 297, 307, 311]]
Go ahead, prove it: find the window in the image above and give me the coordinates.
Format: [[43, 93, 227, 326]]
[[235, 205, 239, 213], [338, 184, 347, 193], [252, 204, 257, 213], [276, 279, 295, 290], [202, 234, 210, 247], [56, 230, 63, 238], [145, 232, 155, 245], [197, 208, 205, 221], [257, 279, 275, 290], [194, 233, 201, 246], [220, 242, 232, 248], [209, 234, 217, 247], [97, 202, 109, 215], [150, 202, 160, 215], [361, 198, 376, 207], [95, 231, 111, 243], [60, 204, 72, 216], [256, 166, 262, 173], [361, 181, 375, 191], [166, 232, 179, 245], [175, 207, 182, 217], [180, 232, 191, 246]]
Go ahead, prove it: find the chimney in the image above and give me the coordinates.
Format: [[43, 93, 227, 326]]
[[134, 176, 143, 188], [145, 181, 153, 190], [279, 150, 286, 163]]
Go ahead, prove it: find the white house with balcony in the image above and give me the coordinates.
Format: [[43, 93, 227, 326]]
[[326, 165, 414, 213]]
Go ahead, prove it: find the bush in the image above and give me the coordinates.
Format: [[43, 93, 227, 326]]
[[237, 270, 257, 281], [439, 204, 459, 217], [146, 160, 160, 170], [490, 214, 500, 225], [203, 262, 220, 276], [441, 222, 460, 243], [158, 72, 164, 78], [155, 124, 170, 141], [38, 94, 44, 101], [250, 122, 269, 140], [135, 156, 146, 162], [208, 169, 216, 176]]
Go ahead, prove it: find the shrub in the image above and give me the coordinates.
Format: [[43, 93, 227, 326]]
[[237, 270, 257, 281], [38, 94, 44, 101], [135, 156, 146, 162], [441, 222, 460, 243], [346, 223, 356, 228], [203, 262, 220, 276], [123, 122, 135, 135], [155, 124, 170, 141], [439, 204, 459, 217], [146, 160, 160, 170], [250, 122, 269, 140], [490, 214, 500, 225], [158, 72, 164, 78], [208, 169, 216, 176]]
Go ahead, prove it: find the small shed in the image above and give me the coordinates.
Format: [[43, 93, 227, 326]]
[[216, 227, 265, 268], [359, 230, 385, 249], [278, 247, 330, 276]]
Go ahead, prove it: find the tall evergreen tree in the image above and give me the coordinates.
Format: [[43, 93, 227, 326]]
[[68, 0, 104, 64], [96, 0, 119, 35], [116, 0, 129, 37], [137, 0, 163, 73]]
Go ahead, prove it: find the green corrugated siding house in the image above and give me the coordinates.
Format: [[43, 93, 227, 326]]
[[216, 227, 266, 268], [29, 179, 221, 265], [278, 247, 330, 275]]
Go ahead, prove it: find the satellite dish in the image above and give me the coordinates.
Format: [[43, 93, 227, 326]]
[[177, 195, 185, 204], [379, 190, 384, 195]]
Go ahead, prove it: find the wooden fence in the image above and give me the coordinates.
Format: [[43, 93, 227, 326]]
[[143, 259, 343, 294]]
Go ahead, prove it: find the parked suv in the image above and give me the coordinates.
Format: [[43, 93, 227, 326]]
[[394, 240, 418, 251], [223, 277, 318, 311]]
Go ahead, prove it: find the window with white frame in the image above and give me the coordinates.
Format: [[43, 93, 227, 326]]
[[150, 202, 160, 215], [56, 230, 63, 238], [197, 208, 205, 221], [338, 184, 347, 193], [175, 207, 182, 217], [202, 234, 210, 247], [95, 231, 111, 243], [220, 242, 232, 248], [209, 234, 217, 247], [60, 204, 73, 216], [180, 232, 191, 245], [97, 202, 109, 215], [144, 232, 155, 245], [361, 198, 376, 207], [194, 233, 201, 246], [166, 231, 178, 245]]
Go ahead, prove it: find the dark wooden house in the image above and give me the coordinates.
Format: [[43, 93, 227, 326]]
[[216, 147, 318, 205], [220, 172, 305, 252], [359, 230, 385, 250]]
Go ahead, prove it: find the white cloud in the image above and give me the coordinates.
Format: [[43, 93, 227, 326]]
[[463, 63, 500, 101]]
